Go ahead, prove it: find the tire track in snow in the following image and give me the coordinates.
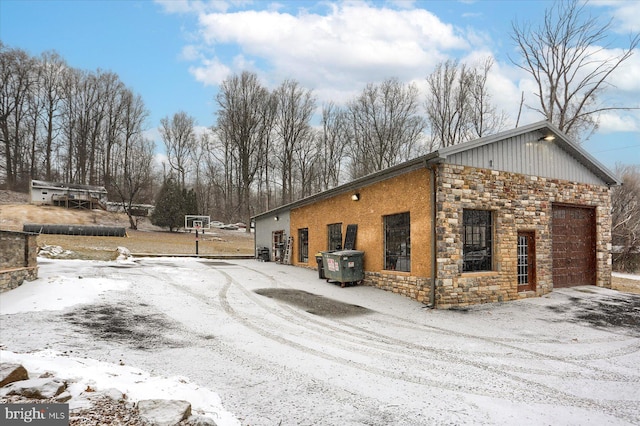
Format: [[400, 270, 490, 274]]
[[235, 263, 640, 382], [212, 263, 638, 422]]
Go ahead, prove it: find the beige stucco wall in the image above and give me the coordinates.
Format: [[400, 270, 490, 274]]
[[285, 162, 613, 309], [290, 167, 434, 290]]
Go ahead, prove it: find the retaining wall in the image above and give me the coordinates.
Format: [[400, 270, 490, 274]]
[[0, 230, 39, 292]]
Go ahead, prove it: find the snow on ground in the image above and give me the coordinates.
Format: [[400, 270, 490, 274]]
[[0, 349, 237, 425], [1, 257, 640, 425]]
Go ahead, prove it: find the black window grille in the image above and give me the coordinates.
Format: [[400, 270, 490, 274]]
[[384, 212, 410, 272], [298, 228, 309, 263], [328, 223, 342, 251], [463, 210, 492, 272]]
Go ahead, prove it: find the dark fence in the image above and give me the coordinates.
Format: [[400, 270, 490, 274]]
[[23, 224, 126, 237]]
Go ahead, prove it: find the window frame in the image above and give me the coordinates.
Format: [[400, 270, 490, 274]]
[[327, 223, 343, 251], [298, 228, 309, 263], [383, 212, 411, 272], [462, 209, 493, 272]]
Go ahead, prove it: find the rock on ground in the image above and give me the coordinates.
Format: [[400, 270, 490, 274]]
[[0, 362, 217, 426]]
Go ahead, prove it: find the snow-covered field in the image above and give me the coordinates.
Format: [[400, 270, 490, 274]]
[[2, 257, 640, 425]]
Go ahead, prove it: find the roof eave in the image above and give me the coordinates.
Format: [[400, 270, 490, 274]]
[[252, 152, 440, 220]]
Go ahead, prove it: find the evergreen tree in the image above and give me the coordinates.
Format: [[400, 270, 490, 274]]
[[151, 177, 185, 232]]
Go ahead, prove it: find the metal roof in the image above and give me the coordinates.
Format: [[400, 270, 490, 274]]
[[252, 121, 620, 220], [435, 121, 621, 186], [31, 180, 108, 193]]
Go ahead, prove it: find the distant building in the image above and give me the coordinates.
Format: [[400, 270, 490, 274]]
[[30, 180, 108, 210], [252, 121, 620, 308]]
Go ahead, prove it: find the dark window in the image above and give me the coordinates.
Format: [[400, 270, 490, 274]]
[[384, 212, 410, 272], [328, 223, 342, 251], [298, 228, 309, 263], [463, 210, 493, 272]]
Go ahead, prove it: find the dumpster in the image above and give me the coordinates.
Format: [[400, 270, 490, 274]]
[[322, 250, 364, 287], [315, 253, 325, 279]]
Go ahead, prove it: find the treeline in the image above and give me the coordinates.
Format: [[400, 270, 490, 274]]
[[164, 64, 505, 226], [1, 40, 504, 227], [0, 42, 154, 228]]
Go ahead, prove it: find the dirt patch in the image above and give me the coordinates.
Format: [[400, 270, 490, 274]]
[[62, 303, 185, 350], [254, 288, 372, 317]]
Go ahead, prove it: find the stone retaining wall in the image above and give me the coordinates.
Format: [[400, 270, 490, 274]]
[[364, 272, 432, 304], [0, 230, 38, 292]]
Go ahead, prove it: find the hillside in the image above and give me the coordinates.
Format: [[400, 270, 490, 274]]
[[0, 191, 254, 259]]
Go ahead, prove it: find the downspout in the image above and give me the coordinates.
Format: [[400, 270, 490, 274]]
[[429, 164, 437, 309]]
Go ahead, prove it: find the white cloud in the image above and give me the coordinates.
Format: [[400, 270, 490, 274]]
[[155, 0, 230, 14], [592, 0, 640, 33], [154, 152, 168, 171], [605, 47, 640, 92], [596, 112, 640, 133], [187, 3, 467, 100], [180, 44, 202, 61], [189, 57, 232, 86], [161, 0, 639, 143]]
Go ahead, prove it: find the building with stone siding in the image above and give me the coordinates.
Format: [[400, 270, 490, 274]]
[[252, 121, 620, 308]]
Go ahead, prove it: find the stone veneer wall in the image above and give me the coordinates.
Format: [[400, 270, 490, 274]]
[[434, 164, 612, 309], [0, 231, 39, 292], [364, 272, 433, 304]]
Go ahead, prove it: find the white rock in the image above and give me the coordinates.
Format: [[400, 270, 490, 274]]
[[138, 399, 192, 426]]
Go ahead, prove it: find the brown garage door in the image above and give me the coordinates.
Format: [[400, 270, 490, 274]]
[[552, 205, 596, 288]]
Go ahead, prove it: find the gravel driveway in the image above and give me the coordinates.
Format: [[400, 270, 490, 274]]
[[2, 258, 640, 425]]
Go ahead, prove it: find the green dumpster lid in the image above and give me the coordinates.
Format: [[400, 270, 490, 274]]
[[331, 250, 364, 255]]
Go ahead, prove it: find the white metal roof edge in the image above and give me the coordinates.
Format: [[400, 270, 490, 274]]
[[252, 121, 621, 220], [436, 121, 621, 186], [31, 180, 108, 193]]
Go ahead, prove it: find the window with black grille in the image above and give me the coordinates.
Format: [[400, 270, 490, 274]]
[[463, 210, 493, 272], [327, 223, 342, 251], [298, 228, 309, 263], [384, 212, 410, 272]]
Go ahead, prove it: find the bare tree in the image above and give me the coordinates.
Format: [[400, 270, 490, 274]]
[[467, 57, 508, 138], [318, 102, 348, 190], [425, 60, 470, 148], [612, 165, 640, 273], [0, 43, 35, 189], [425, 58, 505, 148], [111, 136, 155, 230], [273, 79, 316, 204], [37, 51, 67, 181], [215, 71, 272, 227], [293, 130, 319, 199], [160, 111, 197, 189], [347, 78, 427, 179], [511, 0, 639, 140], [0, 42, 156, 206]]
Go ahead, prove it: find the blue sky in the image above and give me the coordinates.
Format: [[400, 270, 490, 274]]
[[1, 0, 639, 170]]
